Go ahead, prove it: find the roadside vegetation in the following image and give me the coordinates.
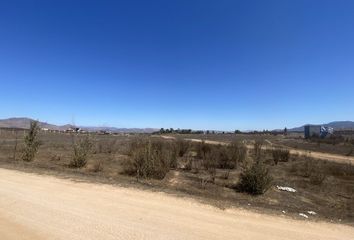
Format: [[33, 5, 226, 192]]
[[0, 130, 353, 223], [69, 136, 93, 168], [21, 121, 41, 162]]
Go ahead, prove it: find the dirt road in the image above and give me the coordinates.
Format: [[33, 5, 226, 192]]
[[0, 168, 353, 240], [171, 137, 354, 165]]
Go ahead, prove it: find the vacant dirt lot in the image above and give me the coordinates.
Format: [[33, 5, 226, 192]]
[[1, 168, 353, 240], [1, 130, 354, 223], [181, 137, 354, 165]]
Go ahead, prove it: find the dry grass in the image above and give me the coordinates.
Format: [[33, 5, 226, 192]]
[[122, 137, 177, 179], [0, 130, 353, 224]]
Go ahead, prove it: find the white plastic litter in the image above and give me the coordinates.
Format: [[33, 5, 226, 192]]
[[282, 210, 286, 214], [299, 213, 309, 219], [276, 186, 296, 193], [307, 211, 317, 215]]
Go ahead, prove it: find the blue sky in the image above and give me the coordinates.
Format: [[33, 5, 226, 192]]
[[0, 0, 353, 130]]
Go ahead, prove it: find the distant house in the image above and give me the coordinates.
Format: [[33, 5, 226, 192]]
[[65, 127, 81, 133], [304, 125, 334, 138]]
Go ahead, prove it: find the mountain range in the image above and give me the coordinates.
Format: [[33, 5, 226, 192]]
[[0, 118, 158, 133], [0, 117, 353, 133]]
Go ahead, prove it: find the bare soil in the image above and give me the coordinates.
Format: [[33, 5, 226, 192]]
[[1, 168, 353, 240]]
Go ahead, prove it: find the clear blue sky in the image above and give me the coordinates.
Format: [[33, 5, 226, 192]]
[[0, 0, 353, 130]]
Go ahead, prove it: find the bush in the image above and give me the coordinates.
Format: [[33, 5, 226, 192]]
[[22, 121, 41, 162], [69, 136, 93, 168], [124, 137, 175, 179], [253, 140, 263, 160], [203, 150, 218, 183], [237, 161, 272, 195], [196, 140, 211, 159], [175, 138, 189, 157], [194, 141, 247, 171], [290, 158, 329, 184], [96, 139, 117, 154], [271, 148, 290, 165], [208, 145, 230, 169], [227, 141, 247, 168], [167, 141, 178, 169]]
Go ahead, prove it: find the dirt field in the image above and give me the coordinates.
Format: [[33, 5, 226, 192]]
[[0, 130, 354, 226], [1, 168, 353, 240], [176, 133, 354, 158], [175, 136, 354, 165]]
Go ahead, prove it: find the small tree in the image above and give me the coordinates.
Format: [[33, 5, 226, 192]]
[[22, 121, 41, 162], [70, 136, 93, 168]]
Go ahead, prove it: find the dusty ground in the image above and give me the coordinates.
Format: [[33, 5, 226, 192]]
[[176, 136, 354, 165], [1, 168, 353, 240], [173, 133, 354, 157], [1, 131, 354, 223]]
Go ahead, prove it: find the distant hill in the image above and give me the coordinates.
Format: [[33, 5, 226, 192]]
[[289, 121, 354, 132], [0, 117, 158, 133], [0, 117, 62, 130]]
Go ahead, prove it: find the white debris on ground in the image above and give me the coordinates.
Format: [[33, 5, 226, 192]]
[[282, 210, 286, 214], [307, 211, 317, 215], [299, 213, 309, 219], [276, 186, 297, 193]]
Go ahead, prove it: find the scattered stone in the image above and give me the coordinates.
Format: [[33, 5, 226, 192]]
[[276, 186, 296, 193], [299, 213, 309, 219], [282, 210, 286, 214], [307, 211, 317, 215]]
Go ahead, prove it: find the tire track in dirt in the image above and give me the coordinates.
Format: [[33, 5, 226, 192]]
[[163, 136, 354, 165]]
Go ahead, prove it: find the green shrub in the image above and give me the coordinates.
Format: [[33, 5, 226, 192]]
[[237, 161, 272, 195], [69, 136, 93, 168], [22, 121, 41, 162]]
